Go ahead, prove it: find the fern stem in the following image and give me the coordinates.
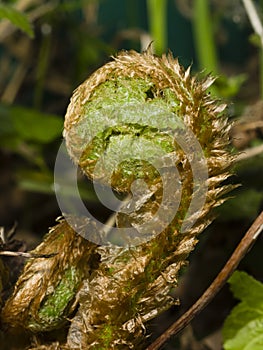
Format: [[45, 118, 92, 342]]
[[146, 0, 167, 55], [193, 0, 219, 74]]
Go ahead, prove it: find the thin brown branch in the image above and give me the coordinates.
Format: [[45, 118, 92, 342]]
[[235, 144, 263, 162], [1, 62, 28, 103], [242, 0, 263, 49], [147, 211, 263, 350], [0, 251, 57, 258]]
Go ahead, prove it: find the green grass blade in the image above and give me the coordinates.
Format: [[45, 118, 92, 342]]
[[0, 3, 34, 38], [193, 0, 218, 74], [147, 0, 167, 55]]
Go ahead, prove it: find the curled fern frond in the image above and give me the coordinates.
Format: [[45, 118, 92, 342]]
[[63, 50, 235, 349], [2, 50, 235, 349]]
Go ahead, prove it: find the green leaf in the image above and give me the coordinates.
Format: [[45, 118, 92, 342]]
[[11, 106, 63, 143], [223, 301, 263, 341], [0, 104, 21, 149], [0, 104, 63, 152], [224, 317, 263, 350], [228, 271, 263, 307], [223, 271, 263, 350], [0, 3, 34, 38]]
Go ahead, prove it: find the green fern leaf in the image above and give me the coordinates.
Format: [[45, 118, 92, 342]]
[[223, 271, 263, 350]]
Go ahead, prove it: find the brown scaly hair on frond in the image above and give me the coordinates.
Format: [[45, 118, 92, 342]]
[[2, 49, 235, 349]]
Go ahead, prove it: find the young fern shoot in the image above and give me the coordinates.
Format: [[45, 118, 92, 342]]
[[1, 49, 235, 349]]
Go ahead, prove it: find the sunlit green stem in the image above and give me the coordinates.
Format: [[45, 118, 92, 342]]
[[147, 0, 167, 55], [193, 0, 219, 74]]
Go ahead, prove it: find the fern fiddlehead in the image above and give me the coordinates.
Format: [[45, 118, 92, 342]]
[[1, 49, 234, 349], [64, 49, 234, 349]]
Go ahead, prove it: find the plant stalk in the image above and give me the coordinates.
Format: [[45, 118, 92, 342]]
[[193, 0, 219, 74], [146, 0, 167, 55]]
